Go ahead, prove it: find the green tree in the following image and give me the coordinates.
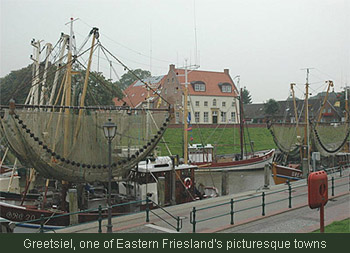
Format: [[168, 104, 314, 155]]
[[73, 70, 123, 106], [117, 69, 151, 90], [264, 99, 279, 118], [0, 64, 33, 104], [0, 64, 123, 106], [241, 86, 252, 104]]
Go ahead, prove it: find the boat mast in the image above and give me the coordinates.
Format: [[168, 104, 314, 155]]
[[345, 84, 349, 152], [290, 83, 302, 161], [63, 18, 75, 157], [184, 60, 189, 164], [239, 87, 244, 160], [26, 39, 42, 105], [48, 34, 69, 107], [302, 68, 312, 171], [39, 43, 53, 107]]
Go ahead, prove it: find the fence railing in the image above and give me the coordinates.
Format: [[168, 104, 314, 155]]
[[13, 167, 350, 233], [189, 172, 349, 233], [145, 197, 183, 232]]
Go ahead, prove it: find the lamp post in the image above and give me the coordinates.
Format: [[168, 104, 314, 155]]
[[103, 118, 117, 233]]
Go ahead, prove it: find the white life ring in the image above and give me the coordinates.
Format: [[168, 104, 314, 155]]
[[184, 177, 192, 189]]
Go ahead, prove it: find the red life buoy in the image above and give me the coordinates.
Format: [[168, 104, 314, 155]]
[[184, 177, 192, 189]]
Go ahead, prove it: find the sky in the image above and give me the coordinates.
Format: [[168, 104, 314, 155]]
[[0, 0, 349, 103]]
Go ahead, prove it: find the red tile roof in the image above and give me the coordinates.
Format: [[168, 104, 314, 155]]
[[174, 69, 238, 97]]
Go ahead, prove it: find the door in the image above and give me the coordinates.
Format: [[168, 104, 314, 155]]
[[212, 111, 218, 124]]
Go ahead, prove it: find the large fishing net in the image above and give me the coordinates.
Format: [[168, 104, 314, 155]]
[[0, 106, 170, 183], [312, 121, 350, 156], [268, 122, 304, 157]]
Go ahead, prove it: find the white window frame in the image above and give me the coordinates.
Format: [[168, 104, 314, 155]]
[[221, 111, 226, 122], [195, 112, 200, 123], [203, 112, 209, 122]]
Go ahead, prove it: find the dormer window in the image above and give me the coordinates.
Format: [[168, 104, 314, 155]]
[[218, 82, 232, 93], [191, 81, 206, 91]]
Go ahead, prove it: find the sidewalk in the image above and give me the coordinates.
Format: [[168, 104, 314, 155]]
[[54, 171, 349, 234]]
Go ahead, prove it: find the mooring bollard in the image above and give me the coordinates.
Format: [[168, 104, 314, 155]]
[[331, 177, 334, 196], [230, 198, 234, 225], [146, 196, 150, 222], [288, 182, 292, 208], [262, 192, 265, 216], [98, 205, 102, 233], [40, 214, 45, 233]]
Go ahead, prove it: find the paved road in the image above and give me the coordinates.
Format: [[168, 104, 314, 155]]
[[53, 170, 349, 233]]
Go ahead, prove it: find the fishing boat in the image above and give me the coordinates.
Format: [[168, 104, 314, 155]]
[[120, 156, 218, 206], [0, 19, 175, 227], [190, 144, 274, 171], [269, 76, 350, 184]]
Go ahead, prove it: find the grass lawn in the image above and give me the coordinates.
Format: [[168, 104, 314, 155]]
[[313, 218, 350, 233], [157, 126, 276, 157]]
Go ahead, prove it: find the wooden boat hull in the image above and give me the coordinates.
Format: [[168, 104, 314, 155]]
[[272, 163, 303, 185], [0, 201, 121, 227], [195, 149, 274, 171]]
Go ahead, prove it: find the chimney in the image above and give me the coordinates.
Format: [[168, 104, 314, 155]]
[[224, 69, 229, 75], [170, 64, 175, 71]]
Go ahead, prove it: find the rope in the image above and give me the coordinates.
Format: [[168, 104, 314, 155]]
[[99, 44, 171, 106]]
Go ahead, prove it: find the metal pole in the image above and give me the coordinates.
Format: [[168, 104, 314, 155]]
[[40, 214, 45, 233], [192, 207, 196, 233], [262, 192, 265, 216], [331, 176, 334, 196], [320, 203, 325, 233], [288, 182, 292, 208], [176, 216, 180, 232], [230, 198, 234, 225], [98, 205, 102, 233], [146, 196, 150, 222], [107, 138, 113, 233]]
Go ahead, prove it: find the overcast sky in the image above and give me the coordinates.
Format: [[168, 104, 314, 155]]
[[1, 0, 349, 102]]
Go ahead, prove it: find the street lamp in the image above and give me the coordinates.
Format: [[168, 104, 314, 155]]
[[103, 118, 117, 233]]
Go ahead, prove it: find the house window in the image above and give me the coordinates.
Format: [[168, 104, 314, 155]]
[[222, 85, 232, 93], [222, 101, 226, 107], [232, 100, 236, 107], [187, 101, 190, 106], [194, 83, 205, 91], [204, 101, 208, 106], [231, 112, 236, 123], [195, 101, 200, 107], [213, 99, 217, 107], [175, 112, 180, 124], [195, 112, 200, 123], [221, 112, 226, 122], [203, 112, 209, 122]]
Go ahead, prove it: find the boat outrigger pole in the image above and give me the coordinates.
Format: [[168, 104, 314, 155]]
[[316, 80, 334, 126], [73, 27, 99, 144]]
